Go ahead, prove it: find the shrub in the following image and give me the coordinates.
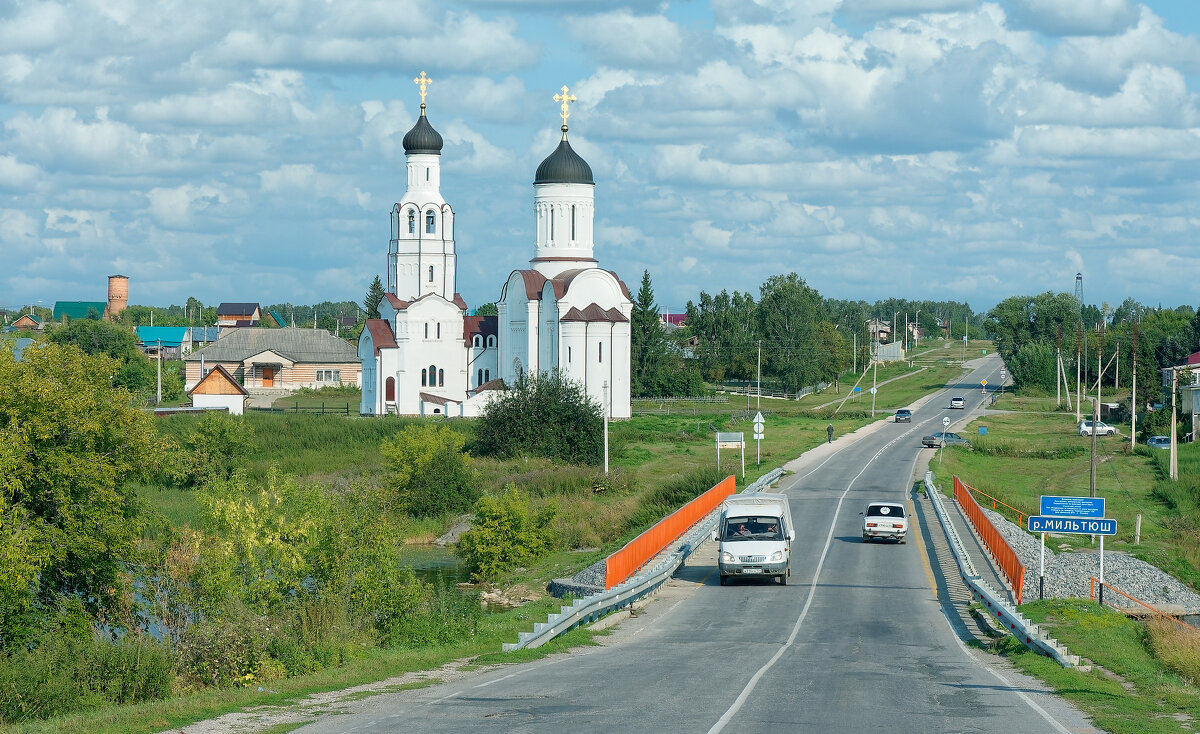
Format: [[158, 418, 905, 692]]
[[473, 370, 604, 465], [174, 609, 275, 689], [181, 411, 255, 487], [458, 486, 556, 581], [381, 423, 477, 517], [0, 634, 174, 724], [371, 569, 481, 647]]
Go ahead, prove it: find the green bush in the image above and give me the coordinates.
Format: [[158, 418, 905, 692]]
[[458, 486, 556, 581], [174, 610, 275, 689], [0, 635, 174, 724], [371, 569, 481, 647], [473, 370, 604, 465], [180, 411, 255, 487], [381, 423, 477, 517]]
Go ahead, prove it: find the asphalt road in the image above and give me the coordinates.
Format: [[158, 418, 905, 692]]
[[294, 355, 1100, 734]]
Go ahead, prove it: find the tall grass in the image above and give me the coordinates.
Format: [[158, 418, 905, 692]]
[[1144, 617, 1200, 686]]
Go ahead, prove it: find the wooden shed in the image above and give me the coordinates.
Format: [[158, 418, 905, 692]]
[[187, 364, 250, 415]]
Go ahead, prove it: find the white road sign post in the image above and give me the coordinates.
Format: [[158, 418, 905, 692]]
[[753, 412, 765, 467], [940, 416, 950, 461]]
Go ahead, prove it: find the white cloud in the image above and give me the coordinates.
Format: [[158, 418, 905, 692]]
[[569, 11, 684, 67], [1007, 0, 1139, 36], [0, 155, 40, 189]]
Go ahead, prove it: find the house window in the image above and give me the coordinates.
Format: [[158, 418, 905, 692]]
[[428, 265, 434, 282], [421, 368, 427, 386], [316, 369, 342, 383], [408, 210, 415, 234], [438, 369, 444, 386], [426, 210, 435, 234]]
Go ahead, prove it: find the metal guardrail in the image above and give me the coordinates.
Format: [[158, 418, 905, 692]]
[[503, 468, 785, 651], [924, 472, 1079, 667]]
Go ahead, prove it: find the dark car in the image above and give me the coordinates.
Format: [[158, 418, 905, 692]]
[[922, 431, 970, 448], [895, 409, 912, 423]]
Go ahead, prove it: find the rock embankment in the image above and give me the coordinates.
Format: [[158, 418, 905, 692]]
[[983, 507, 1200, 614]]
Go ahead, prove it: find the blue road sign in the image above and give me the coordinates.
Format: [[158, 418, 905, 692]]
[[1028, 516, 1116, 535], [1040, 495, 1104, 519], [853, 386, 862, 392]]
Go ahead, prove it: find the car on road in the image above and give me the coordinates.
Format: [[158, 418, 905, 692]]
[[1079, 420, 1116, 436], [894, 409, 912, 423], [949, 396, 966, 409], [922, 431, 970, 448], [1147, 435, 1170, 449], [861, 501, 908, 543]]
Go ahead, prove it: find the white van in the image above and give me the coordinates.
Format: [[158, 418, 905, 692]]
[[713, 493, 794, 585]]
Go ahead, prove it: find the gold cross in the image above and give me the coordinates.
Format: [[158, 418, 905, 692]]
[[413, 71, 433, 107], [553, 85, 577, 129]]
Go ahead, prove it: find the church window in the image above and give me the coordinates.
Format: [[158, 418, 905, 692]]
[[473, 335, 481, 348], [571, 205, 576, 240], [426, 210, 435, 234], [428, 265, 434, 282], [477, 369, 482, 385], [408, 210, 415, 234], [421, 368, 427, 386], [438, 369, 444, 386], [568, 346, 572, 363], [436, 322, 441, 338], [424, 323, 429, 338], [487, 335, 496, 348], [550, 208, 554, 240], [426, 167, 430, 182], [599, 342, 603, 362], [429, 364, 436, 385], [484, 369, 490, 382]]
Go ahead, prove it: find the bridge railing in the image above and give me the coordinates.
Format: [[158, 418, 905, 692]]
[[954, 475, 1026, 604]]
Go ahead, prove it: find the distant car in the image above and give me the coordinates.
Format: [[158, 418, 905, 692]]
[[949, 397, 966, 409], [1079, 420, 1116, 437], [895, 409, 912, 423], [1147, 435, 1170, 450], [922, 431, 970, 448], [862, 501, 908, 543]]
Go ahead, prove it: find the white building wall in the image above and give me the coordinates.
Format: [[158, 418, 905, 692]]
[[193, 393, 246, 416]]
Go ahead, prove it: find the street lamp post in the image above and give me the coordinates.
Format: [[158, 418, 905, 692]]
[[602, 380, 610, 475]]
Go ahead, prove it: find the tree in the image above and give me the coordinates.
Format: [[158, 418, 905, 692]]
[[0, 343, 171, 646], [758, 273, 828, 393], [630, 270, 672, 397], [45, 318, 160, 398], [474, 303, 498, 317], [1009, 341, 1057, 392], [474, 370, 604, 465], [363, 276, 386, 320], [380, 424, 476, 517]]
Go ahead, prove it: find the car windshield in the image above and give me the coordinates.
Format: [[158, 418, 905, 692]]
[[866, 505, 904, 518], [724, 516, 784, 541]]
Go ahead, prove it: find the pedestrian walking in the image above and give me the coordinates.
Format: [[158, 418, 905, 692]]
[[826, 423, 834, 444]]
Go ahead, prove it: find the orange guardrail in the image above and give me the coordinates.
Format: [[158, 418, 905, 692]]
[[954, 476, 1026, 604], [1090, 578, 1195, 630], [964, 486, 1032, 527], [605, 475, 736, 589]]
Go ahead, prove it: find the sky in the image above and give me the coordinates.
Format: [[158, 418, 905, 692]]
[[1, 0, 1198, 318]]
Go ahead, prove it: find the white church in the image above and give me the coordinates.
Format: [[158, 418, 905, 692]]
[[359, 75, 632, 419]]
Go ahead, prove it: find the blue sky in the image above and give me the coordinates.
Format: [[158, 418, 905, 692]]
[[1, 0, 1198, 317]]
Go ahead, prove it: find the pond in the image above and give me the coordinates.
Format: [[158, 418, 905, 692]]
[[398, 544, 473, 588]]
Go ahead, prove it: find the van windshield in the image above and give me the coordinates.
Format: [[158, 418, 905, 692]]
[[724, 516, 784, 541]]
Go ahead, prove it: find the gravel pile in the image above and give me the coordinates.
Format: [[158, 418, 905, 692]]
[[981, 507, 1200, 614], [548, 558, 607, 599]]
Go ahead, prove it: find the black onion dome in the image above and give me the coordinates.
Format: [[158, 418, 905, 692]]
[[534, 137, 593, 185], [403, 111, 443, 155]]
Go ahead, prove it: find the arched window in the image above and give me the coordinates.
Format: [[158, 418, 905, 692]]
[[550, 208, 555, 240], [421, 368, 427, 386], [484, 369, 490, 382], [487, 335, 496, 348], [568, 346, 572, 363], [477, 369, 483, 385], [428, 265, 434, 282], [599, 342, 603, 362], [571, 205, 576, 240], [408, 210, 415, 234], [438, 369, 444, 386], [436, 322, 441, 338], [473, 335, 482, 348], [425, 167, 430, 182], [426, 210, 435, 234], [424, 322, 429, 338]]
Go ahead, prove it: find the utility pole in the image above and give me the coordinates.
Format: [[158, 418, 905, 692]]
[[1056, 326, 1063, 407], [1097, 323, 1104, 411], [156, 338, 162, 405], [1075, 322, 1083, 422], [757, 340, 761, 410], [1171, 368, 1178, 480], [1131, 322, 1138, 450]]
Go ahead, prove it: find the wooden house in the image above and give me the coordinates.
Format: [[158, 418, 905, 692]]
[[187, 364, 249, 415], [184, 327, 359, 393]]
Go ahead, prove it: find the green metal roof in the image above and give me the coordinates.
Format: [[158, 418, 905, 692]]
[[53, 301, 107, 320]]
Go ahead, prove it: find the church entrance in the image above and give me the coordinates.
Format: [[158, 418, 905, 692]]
[[262, 367, 275, 387]]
